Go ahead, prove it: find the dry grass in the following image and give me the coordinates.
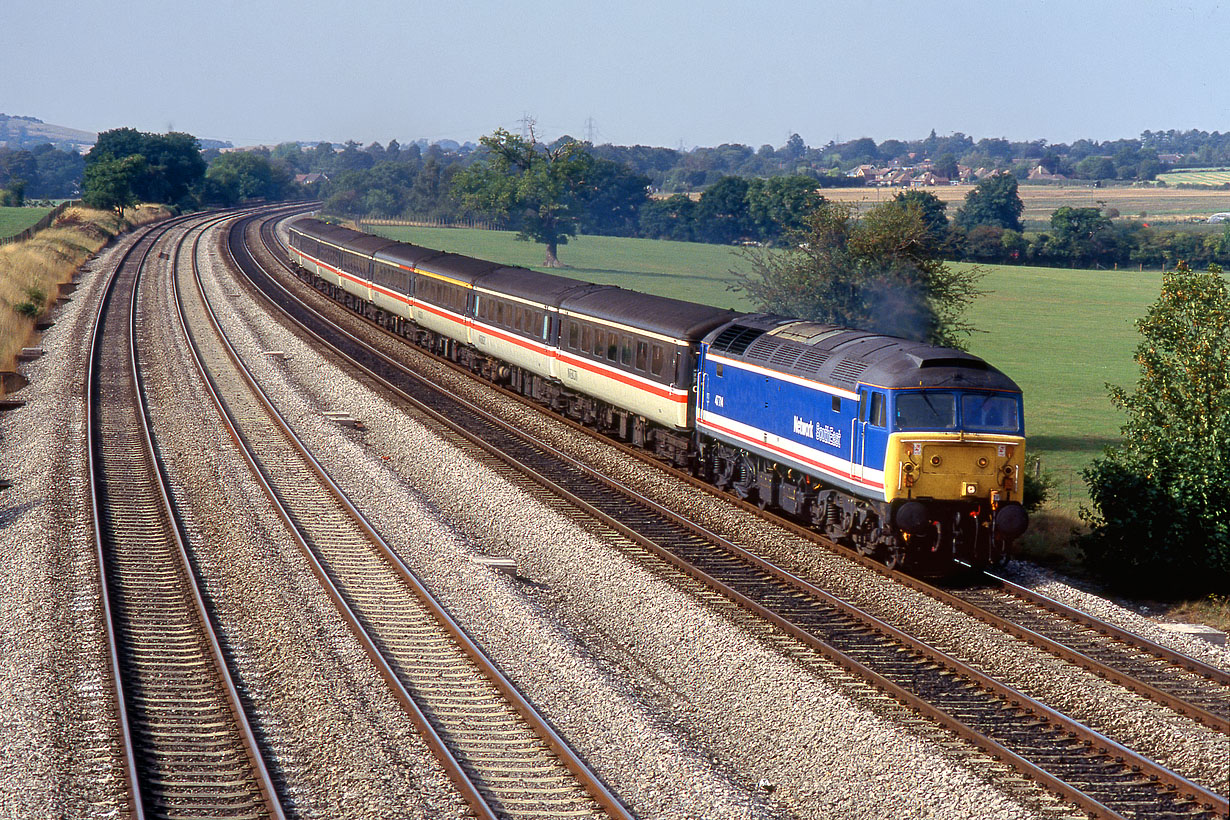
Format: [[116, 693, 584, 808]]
[[1012, 510, 1085, 569], [0, 204, 170, 376], [1166, 596, 1230, 633]]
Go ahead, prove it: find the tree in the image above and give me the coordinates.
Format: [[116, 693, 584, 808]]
[[638, 193, 696, 242], [745, 176, 825, 245], [204, 151, 292, 204], [956, 171, 1024, 231], [1046, 206, 1115, 267], [85, 128, 205, 207], [732, 199, 982, 348], [82, 154, 145, 217], [932, 153, 960, 181], [694, 176, 751, 244], [1080, 262, 1229, 595], [453, 126, 595, 267], [578, 158, 650, 237], [889, 190, 949, 243], [1074, 155, 1116, 180]]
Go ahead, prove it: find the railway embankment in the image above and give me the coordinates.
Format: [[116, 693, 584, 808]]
[[0, 204, 169, 379]]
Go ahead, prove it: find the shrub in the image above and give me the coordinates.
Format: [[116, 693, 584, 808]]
[[1080, 262, 1230, 596]]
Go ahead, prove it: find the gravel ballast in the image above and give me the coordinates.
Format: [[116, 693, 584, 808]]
[[0, 235, 138, 817]]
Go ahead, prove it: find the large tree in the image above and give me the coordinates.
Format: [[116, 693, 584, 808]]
[[745, 176, 826, 245], [453, 126, 594, 267], [1080, 262, 1229, 595], [85, 128, 205, 207], [203, 150, 293, 205], [1044, 206, 1116, 267], [955, 171, 1024, 232], [82, 154, 145, 217], [732, 199, 982, 348]]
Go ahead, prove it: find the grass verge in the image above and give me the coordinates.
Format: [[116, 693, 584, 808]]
[[0, 204, 171, 374]]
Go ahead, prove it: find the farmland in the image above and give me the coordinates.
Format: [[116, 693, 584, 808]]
[[371, 224, 1155, 516], [0, 206, 55, 240], [1155, 168, 1230, 187], [820, 183, 1230, 227]]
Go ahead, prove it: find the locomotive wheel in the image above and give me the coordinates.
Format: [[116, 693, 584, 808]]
[[883, 541, 906, 570]]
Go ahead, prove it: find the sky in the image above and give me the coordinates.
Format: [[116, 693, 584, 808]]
[[3, 0, 1226, 151]]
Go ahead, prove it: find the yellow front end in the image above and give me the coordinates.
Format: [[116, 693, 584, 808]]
[[886, 432, 1025, 507]]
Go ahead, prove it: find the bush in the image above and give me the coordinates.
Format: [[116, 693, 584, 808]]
[[1079, 262, 1230, 596], [1022, 455, 1055, 513]]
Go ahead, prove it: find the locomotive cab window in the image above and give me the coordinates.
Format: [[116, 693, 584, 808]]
[[860, 391, 886, 427], [961, 392, 1021, 433], [895, 391, 957, 430]]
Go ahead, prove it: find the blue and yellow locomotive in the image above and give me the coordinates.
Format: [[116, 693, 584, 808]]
[[696, 316, 1028, 569]]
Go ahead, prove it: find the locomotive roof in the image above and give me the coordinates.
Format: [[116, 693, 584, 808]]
[[560, 287, 740, 341], [477, 266, 609, 305], [704, 316, 1020, 393]]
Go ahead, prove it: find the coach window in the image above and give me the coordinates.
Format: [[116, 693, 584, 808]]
[[540, 313, 549, 339], [635, 341, 648, 371], [581, 325, 592, 354], [568, 321, 579, 349], [620, 336, 633, 367], [606, 332, 619, 362], [650, 344, 665, 376]]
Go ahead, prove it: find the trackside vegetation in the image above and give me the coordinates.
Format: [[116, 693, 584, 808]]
[[0, 205, 170, 371], [1080, 262, 1229, 596]]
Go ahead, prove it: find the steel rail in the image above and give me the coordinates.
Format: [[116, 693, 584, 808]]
[[201, 208, 633, 820], [86, 210, 286, 819]]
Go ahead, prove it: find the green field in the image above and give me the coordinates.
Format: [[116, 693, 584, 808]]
[[0, 206, 54, 240], [1155, 168, 1230, 187], [371, 225, 1156, 512]]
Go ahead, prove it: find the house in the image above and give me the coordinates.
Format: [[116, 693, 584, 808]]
[[1027, 165, 1066, 181]]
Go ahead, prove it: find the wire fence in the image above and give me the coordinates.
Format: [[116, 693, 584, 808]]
[[358, 216, 506, 232], [0, 200, 81, 245]]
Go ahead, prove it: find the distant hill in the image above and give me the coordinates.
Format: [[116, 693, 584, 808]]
[[0, 114, 96, 151], [0, 115, 234, 154]]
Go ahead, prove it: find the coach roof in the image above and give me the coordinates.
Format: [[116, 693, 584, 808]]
[[477, 266, 608, 305], [561, 287, 740, 341]]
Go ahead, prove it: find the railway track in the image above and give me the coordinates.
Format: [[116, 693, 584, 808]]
[[230, 211, 1227, 819], [254, 214, 1230, 735], [182, 208, 631, 820], [87, 211, 285, 818]]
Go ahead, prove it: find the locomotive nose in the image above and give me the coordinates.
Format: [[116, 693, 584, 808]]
[[994, 503, 1029, 540]]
